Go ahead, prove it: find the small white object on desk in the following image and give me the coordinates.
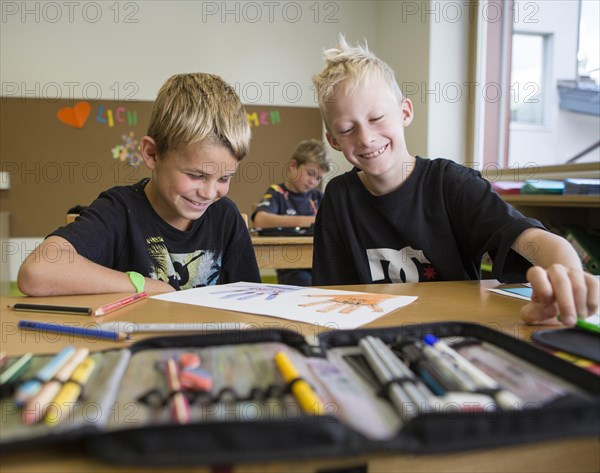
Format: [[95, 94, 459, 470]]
[[97, 321, 250, 335]]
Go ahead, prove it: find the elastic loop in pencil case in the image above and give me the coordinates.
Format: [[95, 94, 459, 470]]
[[137, 388, 170, 408], [377, 377, 416, 400]]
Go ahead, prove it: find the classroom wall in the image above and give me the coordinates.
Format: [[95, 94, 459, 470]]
[[427, 2, 470, 162], [1, 1, 471, 175], [1, 1, 376, 105], [375, 0, 430, 158], [0, 1, 472, 285]]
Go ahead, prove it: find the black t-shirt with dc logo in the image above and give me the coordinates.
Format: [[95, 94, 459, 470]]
[[312, 157, 545, 286]]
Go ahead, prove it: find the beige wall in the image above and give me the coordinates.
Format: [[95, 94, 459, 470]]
[[1, 1, 471, 173]]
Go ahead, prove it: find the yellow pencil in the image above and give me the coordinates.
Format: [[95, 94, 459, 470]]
[[44, 357, 96, 425], [274, 351, 324, 416]]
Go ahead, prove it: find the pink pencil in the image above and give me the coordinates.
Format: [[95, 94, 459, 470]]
[[94, 292, 148, 317], [165, 358, 191, 424]]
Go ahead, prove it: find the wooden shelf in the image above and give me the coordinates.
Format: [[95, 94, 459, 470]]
[[500, 194, 599, 230], [501, 195, 600, 208]]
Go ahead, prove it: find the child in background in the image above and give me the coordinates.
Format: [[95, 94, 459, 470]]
[[18, 73, 260, 296], [252, 139, 330, 286], [311, 36, 598, 326]]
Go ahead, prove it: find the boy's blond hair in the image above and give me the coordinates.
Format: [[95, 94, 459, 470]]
[[147, 73, 250, 161], [291, 139, 330, 172], [312, 36, 404, 128]]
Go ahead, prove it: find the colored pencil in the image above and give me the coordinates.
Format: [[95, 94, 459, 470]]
[[93, 292, 148, 316], [18, 320, 129, 342], [165, 357, 191, 424], [8, 303, 92, 316]]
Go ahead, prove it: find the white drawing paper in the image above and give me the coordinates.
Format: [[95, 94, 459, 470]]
[[151, 282, 417, 330]]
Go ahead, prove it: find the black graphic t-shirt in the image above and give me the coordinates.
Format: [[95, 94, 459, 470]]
[[312, 157, 545, 286], [53, 179, 260, 290]]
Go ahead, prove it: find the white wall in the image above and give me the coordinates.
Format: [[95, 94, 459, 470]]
[[376, 0, 430, 158], [427, 1, 469, 162], [1, 1, 376, 106], [0, 1, 473, 284], [1, 1, 471, 167]]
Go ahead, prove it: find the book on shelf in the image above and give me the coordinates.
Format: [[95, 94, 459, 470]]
[[520, 180, 565, 195], [563, 178, 600, 195], [563, 226, 600, 275], [491, 181, 523, 195]]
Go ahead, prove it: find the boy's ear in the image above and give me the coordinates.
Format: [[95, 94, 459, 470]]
[[326, 131, 342, 152], [140, 136, 159, 170], [401, 98, 414, 127]]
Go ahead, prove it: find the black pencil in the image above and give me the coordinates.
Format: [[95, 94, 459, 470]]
[[8, 303, 92, 316]]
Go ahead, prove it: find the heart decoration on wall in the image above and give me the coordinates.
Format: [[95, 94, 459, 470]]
[[57, 101, 91, 128]]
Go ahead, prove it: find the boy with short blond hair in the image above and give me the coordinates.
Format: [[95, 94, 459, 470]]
[[252, 139, 330, 286], [311, 36, 598, 326], [19, 73, 260, 296]]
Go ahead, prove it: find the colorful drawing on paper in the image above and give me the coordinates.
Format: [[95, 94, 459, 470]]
[[211, 284, 302, 301], [299, 294, 397, 314], [152, 282, 418, 330]]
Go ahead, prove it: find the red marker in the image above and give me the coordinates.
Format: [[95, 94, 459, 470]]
[[94, 292, 148, 317]]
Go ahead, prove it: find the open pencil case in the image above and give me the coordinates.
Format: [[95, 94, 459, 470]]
[[1, 322, 599, 466]]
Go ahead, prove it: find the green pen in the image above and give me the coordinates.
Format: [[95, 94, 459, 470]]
[[575, 318, 600, 335]]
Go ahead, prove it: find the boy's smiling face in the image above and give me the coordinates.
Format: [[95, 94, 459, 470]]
[[141, 137, 239, 231], [324, 75, 413, 187]]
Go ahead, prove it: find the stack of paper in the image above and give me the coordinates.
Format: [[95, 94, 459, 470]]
[[563, 178, 600, 195]]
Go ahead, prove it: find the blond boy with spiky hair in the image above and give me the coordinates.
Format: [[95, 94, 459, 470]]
[[311, 37, 598, 327], [19, 73, 260, 295]]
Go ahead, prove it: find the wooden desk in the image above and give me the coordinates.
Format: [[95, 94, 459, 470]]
[[1, 280, 598, 473], [251, 235, 313, 269]]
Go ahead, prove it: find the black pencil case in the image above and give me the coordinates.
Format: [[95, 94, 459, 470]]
[[1, 322, 599, 466]]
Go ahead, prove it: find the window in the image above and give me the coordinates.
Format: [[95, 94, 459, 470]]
[[577, 0, 600, 86], [510, 33, 547, 125], [475, 0, 599, 169]]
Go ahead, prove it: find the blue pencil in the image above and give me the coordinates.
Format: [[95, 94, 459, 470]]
[[18, 320, 129, 342]]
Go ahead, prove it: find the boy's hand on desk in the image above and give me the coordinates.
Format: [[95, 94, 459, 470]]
[[521, 265, 599, 326]]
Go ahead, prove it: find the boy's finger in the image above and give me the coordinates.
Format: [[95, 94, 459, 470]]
[[584, 273, 600, 317], [545, 266, 577, 325], [520, 301, 560, 325], [568, 270, 589, 319], [526, 266, 554, 303]]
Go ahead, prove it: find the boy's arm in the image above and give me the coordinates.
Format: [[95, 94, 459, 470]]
[[253, 211, 316, 228], [512, 228, 599, 326], [17, 236, 174, 296]]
